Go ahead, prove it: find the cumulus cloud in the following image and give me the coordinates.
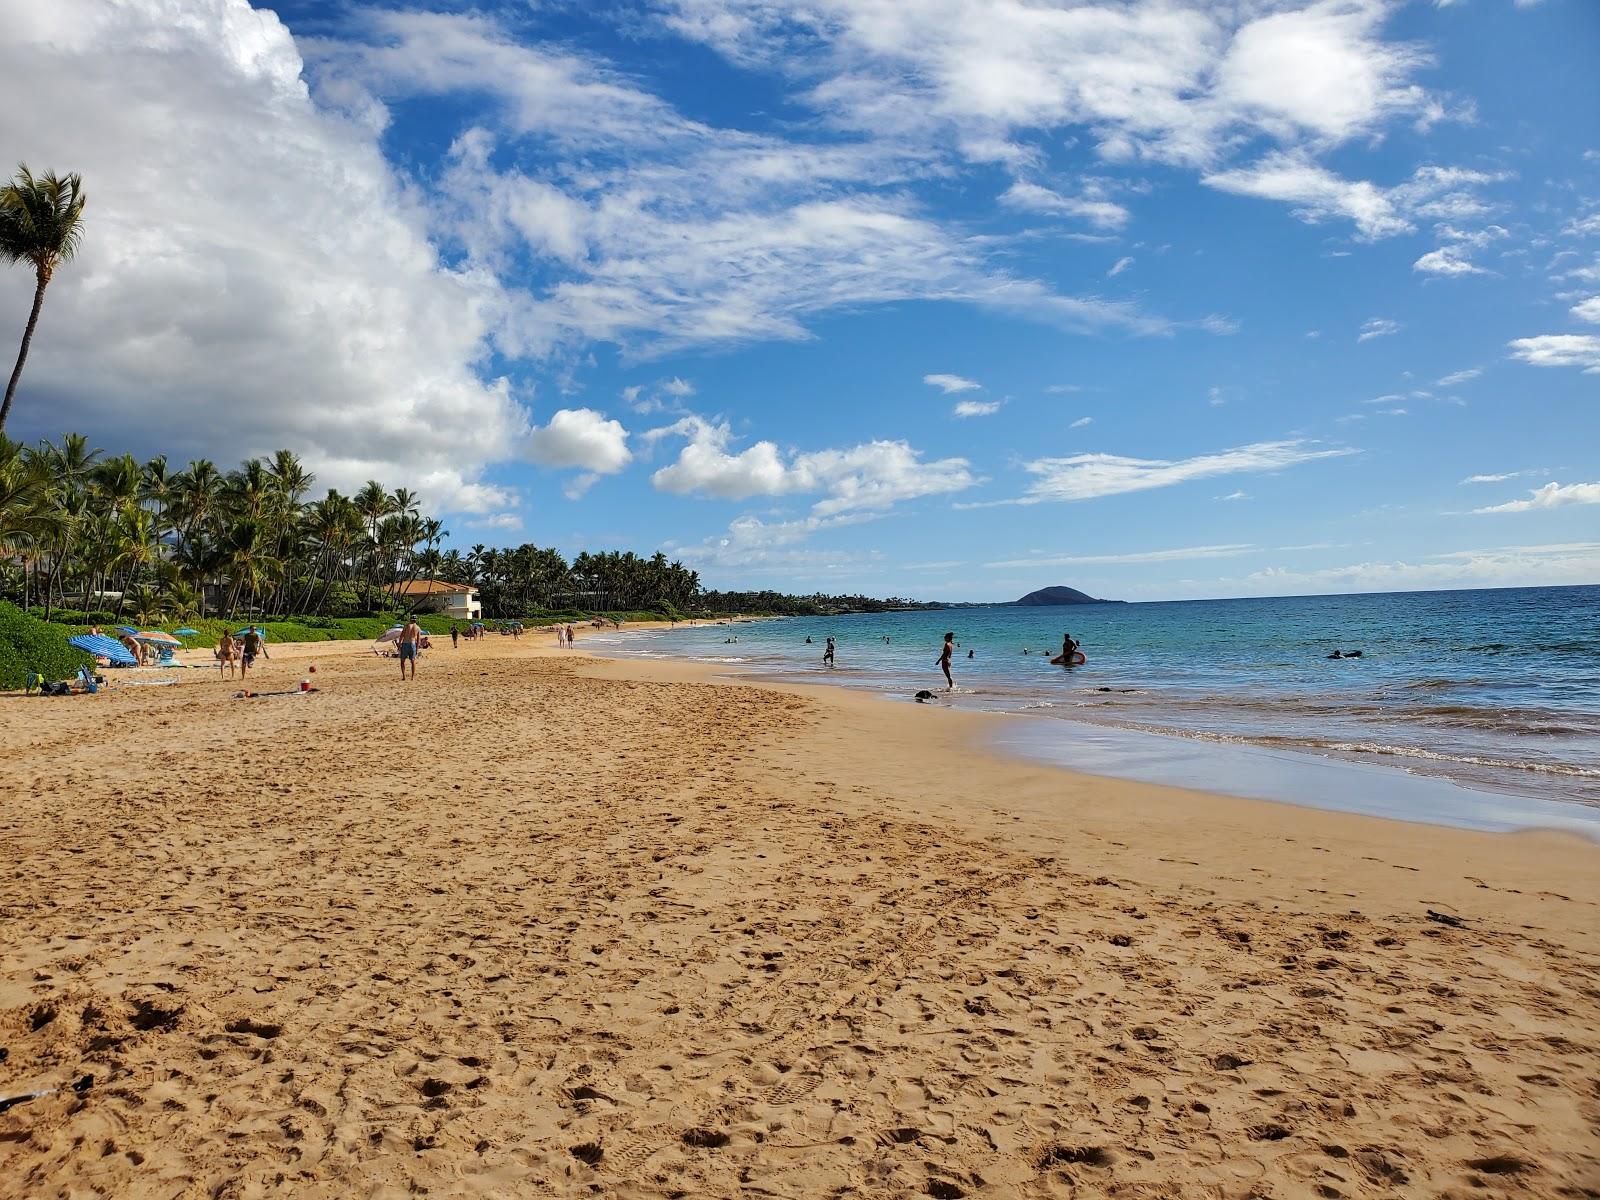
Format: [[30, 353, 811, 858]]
[[1414, 246, 1485, 276], [924, 373, 982, 393], [1572, 297, 1600, 324], [1358, 317, 1402, 342], [1474, 482, 1600, 514], [0, 0, 526, 511], [970, 439, 1352, 506], [526, 408, 633, 475], [1507, 335, 1600, 373], [648, 416, 976, 514], [655, 0, 1441, 169], [953, 399, 1001, 417]]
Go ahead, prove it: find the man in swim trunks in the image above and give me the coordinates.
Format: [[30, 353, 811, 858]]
[[1060, 632, 1080, 664], [240, 627, 266, 676], [399, 618, 421, 680]]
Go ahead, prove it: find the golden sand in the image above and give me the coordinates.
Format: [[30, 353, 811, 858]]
[[2, 635, 1596, 1198]]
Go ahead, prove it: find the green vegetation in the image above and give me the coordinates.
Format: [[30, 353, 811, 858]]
[[1, 165, 87, 433], [0, 429, 932, 687], [0, 599, 90, 689]]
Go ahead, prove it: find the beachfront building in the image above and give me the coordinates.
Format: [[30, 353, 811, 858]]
[[388, 579, 482, 621]]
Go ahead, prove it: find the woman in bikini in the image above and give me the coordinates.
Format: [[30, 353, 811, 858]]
[[937, 631, 955, 690], [218, 631, 237, 678]]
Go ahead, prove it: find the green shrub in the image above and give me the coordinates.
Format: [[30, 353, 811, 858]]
[[0, 600, 93, 690]]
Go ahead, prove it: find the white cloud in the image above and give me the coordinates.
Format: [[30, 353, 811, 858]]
[[1069, 416, 1093, 429], [648, 416, 976, 514], [1203, 153, 1407, 238], [1108, 256, 1134, 277], [666, 511, 884, 575], [0, 0, 527, 512], [1217, 490, 1251, 501], [1358, 317, 1402, 342], [662, 376, 697, 397], [1202, 159, 1502, 241], [1474, 482, 1600, 514], [1190, 542, 1600, 599], [971, 439, 1352, 506], [953, 399, 1001, 417], [312, 11, 1180, 360], [1460, 469, 1544, 485], [1508, 334, 1600, 373], [1571, 297, 1600, 324], [1414, 246, 1485, 276], [526, 408, 633, 474], [999, 182, 1128, 229], [1045, 383, 1081, 394], [985, 544, 1256, 569], [464, 512, 524, 533], [1437, 367, 1482, 386], [924, 373, 982, 393], [657, 0, 1441, 170]]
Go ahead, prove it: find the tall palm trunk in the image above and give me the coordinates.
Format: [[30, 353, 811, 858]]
[[0, 268, 50, 433]]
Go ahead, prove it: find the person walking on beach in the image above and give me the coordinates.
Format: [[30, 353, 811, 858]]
[[451, 623, 459, 649], [565, 623, 576, 648], [938, 631, 955, 690], [240, 626, 267, 677], [218, 631, 237, 678], [823, 636, 835, 667], [398, 617, 421, 680]]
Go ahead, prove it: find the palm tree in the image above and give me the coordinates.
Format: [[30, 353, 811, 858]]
[[0, 166, 87, 432]]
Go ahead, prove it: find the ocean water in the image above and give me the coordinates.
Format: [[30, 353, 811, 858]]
[[589, 585, 1600, 817]]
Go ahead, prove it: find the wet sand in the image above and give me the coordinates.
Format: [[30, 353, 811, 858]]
[[2, 636, 1597, 1198]]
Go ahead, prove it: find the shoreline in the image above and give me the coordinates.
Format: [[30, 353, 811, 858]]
[[582, 624, 1600, 839], [3, 638, 1596, 1196]]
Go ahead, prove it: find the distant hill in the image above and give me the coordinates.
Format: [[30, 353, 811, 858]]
[[1014, 586, 1123, 606]]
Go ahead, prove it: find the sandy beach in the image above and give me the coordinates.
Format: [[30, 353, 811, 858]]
[[2, 635, 1597, 1199]]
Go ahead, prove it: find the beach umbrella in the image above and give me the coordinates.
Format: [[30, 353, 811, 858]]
[[233, 627, 268, 638], [116, 625, 139, 636], [375, 626, 404, 644], [134, 631, 182, 646], [174, 628, 199, 637], [68, 633, 138, 666]]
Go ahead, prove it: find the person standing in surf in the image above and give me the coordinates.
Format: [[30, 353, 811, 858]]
[[938, 631, 955, 690], [1060, 632, 1080, 664], [823, 636, 835, 667]]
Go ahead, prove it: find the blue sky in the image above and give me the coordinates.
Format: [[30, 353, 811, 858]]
[[0, 0, 1596, 600]]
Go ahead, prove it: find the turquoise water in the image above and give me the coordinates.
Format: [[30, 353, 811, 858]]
[[592, 585, 1600, 813]]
